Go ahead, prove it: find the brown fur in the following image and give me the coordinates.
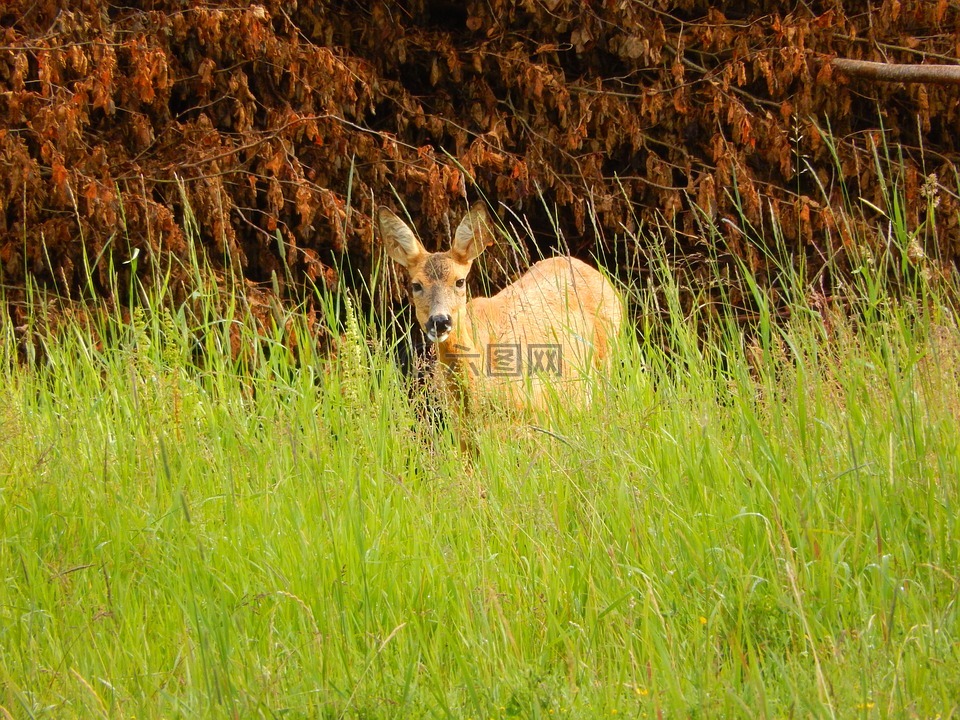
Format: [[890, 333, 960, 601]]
[[380, 203, 624, 412]]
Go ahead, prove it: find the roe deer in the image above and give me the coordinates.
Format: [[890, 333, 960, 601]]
[[380, 202, 624, 412]]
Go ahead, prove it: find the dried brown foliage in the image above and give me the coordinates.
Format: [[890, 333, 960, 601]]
[[1, 0, 959, 314]]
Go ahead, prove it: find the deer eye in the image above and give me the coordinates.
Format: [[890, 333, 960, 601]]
[[411, 282, 423, 294], [455, 278, 466, 289]]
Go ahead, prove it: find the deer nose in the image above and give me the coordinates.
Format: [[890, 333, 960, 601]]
[[426, 314, 452, 341]]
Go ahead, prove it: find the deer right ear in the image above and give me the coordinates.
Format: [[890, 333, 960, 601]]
[[378, 207, 426, 268], [450, 202, 494, 263]]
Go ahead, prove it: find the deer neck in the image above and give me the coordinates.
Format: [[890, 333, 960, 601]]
[[435, 306, 479, 373]]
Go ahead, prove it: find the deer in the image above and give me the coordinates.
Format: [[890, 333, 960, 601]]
[[379, 202, 624, 415]]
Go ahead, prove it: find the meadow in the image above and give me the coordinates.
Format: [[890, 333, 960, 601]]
[[1, 182, 960, 719]]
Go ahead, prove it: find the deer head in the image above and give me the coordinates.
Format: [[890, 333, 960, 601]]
[[379, 203, 493, 343]]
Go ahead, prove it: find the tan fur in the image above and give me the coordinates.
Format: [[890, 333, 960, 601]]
[[380, 203, 624, 412]]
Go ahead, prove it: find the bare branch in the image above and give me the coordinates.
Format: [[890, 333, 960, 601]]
[[829, 58, 960, 85]]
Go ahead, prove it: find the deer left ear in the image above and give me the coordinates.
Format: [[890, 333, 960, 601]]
[[379, 207, 426, 268], [450, 203, 494, 263]]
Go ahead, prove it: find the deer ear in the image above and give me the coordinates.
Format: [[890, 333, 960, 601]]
[[379, 207, 426, 268], [450, 203, 494, 263]]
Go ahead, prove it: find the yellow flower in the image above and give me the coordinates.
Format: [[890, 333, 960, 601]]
[[634, 686, 649, 696], [699, 616, 707, 625]]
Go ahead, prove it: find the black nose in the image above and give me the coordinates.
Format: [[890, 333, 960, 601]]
[[426, 314, 451, 338]]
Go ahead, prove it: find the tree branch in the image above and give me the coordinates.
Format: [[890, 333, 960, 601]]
[[829, 58, 960, 85]]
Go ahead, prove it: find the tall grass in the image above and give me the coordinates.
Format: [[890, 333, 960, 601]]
[[2, 159, 960, 719]]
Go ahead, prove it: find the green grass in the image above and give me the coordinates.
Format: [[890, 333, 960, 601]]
[[2, 186, 960, 718]]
